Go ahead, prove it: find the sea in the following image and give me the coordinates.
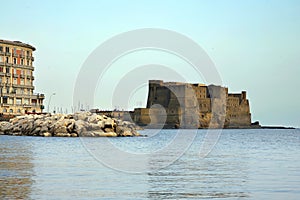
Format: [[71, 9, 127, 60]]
[[1, 129, 300, 200]]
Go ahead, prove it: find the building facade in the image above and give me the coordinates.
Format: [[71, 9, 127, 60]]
[[132, 80, 252, 128], [0, 39, 44, 115]]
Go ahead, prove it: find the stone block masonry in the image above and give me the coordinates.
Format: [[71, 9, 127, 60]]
[[131, 80, 252, 129]]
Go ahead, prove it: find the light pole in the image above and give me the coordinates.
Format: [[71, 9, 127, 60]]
[[47, 93, 56, 113]]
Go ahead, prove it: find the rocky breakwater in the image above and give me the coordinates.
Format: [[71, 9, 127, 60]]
[[0, 112, 141, 137]]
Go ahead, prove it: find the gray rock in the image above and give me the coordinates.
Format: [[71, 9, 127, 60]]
[[43, 132, 52, 137], [0, 112, 141, 137]]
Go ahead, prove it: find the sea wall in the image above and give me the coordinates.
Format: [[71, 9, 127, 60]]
[[0, 112, 141, 137]]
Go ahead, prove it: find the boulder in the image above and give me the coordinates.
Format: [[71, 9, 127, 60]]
[[43, 132, 52, 137], [0, 112, 141, 137]]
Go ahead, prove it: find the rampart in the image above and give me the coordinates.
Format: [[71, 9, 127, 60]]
[[132, 80, 252, 128]]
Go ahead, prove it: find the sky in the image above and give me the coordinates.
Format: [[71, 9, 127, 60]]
[[1, 0, 299, 127]]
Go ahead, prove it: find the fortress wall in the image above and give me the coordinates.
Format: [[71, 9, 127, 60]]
[[198, 99, 211, 112], [137, 80, 252, 128]]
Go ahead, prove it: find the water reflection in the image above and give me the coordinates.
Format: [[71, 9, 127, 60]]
[[0, 136, 34, 199], [147, 130, 250, 199]]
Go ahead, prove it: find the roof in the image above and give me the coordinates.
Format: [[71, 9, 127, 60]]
[[0, 39, 36, 51]]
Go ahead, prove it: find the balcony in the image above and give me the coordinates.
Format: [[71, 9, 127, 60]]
[[0, 51, 5, 56], [20, 74, 26, 78], [28, 85, 35, 90], [20, 54, 25, 59], [15, 93, 38, 98], [5, 52, 11, 56], [17, 65, 34, 70], [13, 73, 19, 78], [23, 104, 32, 108], [12, 83, 22, 88], [12, 84, 34, 90], [6, 73, 11, 77], [32, 93, 45, 99], [0, 62, 4, 66], [1, 103, 12, 107], [26, 56, 34, 61], [0, 82, 11, 87], [0, 72, 5, 76], [12, 53, 18, 57]]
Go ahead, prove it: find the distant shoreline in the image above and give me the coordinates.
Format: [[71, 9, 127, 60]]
[[260, 126, 295, 129], [137, 124, 296, 130]]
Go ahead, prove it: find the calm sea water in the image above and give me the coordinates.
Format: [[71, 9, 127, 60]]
[[1, 129, 300, 200]]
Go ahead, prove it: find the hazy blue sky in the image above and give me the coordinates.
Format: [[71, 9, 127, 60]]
[[1, 0, 299, 127]]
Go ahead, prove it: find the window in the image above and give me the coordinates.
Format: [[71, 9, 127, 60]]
[[0, 67, 3, 72], [3, 108, 7, 113], [16, 98, 22, 105], [0, 57, 2, 62], [17, 109, 21, 113], [26, 50, 30, 56], [9, 109, 13, 113], [21, 59, 23, 65], [6, 57, 9, 63], [5, 47, 9, 52], [24, 98, 29, 104], [6, 67, 10, 73], [13, 58, 16, 64], [0, 46, 3, 52], [9, 98, 14, 104], [27, 60, 29, 66]]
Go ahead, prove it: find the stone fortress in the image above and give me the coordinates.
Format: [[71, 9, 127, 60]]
[[131, 80, 253, 129]]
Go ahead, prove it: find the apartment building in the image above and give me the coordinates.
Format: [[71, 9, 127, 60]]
[[0, 39, 44, 115]]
